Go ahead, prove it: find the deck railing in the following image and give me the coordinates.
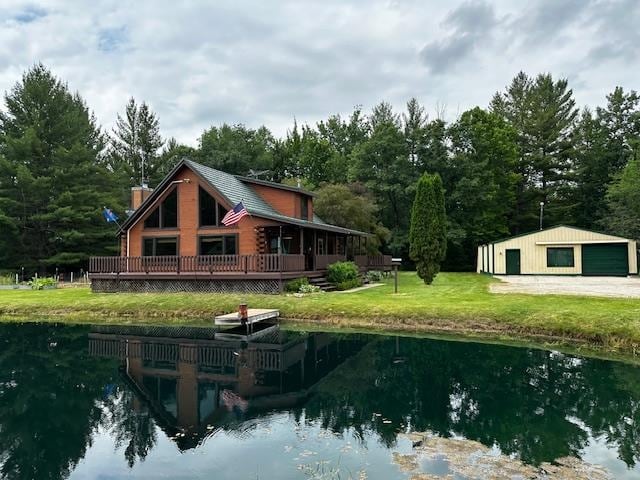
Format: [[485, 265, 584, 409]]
[[314, 254, 347, 270], [89, 253, 392, 275], [89, 254, 305, 274], [354, 254, 393, 270]]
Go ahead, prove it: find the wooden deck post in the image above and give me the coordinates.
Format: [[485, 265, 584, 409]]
[[299, 227, 304, 255]]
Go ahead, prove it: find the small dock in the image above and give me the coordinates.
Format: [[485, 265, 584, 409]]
[[214, 308, 280, 326]]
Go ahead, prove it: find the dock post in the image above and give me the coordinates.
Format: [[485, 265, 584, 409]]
[[239, 303, 249, 334]]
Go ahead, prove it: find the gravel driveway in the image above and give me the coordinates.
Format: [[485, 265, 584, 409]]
[[490, 275, 640, 298]]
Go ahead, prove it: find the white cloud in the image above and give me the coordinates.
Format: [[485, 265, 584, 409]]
[[1, 0, 638, 145]]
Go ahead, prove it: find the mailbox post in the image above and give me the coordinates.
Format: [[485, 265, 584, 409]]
[[391, 257, 402, 293]]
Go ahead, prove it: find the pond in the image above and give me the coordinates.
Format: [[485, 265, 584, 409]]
[[0, 322, 639, 479]]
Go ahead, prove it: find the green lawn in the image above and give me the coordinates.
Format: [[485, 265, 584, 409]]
[[1, 272, 640, 352]]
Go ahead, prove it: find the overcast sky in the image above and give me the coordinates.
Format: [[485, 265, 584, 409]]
[[2, 0, 638, 145]]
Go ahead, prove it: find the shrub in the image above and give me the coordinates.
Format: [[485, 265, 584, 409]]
[[285, 277, 309, 292], [335, 278, 361, 291], [298, 283, 322, 294], [365, 270, 384, 283], [326, 261, 358, 283], [327, 261, 361, 290], [28, 276, 58, 290]]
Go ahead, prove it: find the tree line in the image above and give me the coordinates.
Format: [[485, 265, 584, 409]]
[[0, 64, 638, 273]]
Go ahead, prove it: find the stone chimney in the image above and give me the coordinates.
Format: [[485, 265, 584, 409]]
[[131, 185, 153, 211]]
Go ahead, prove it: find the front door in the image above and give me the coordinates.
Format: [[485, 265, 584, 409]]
[[506, 249, 521, 275]]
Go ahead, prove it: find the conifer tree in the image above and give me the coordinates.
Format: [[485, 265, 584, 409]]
[[409, 173, 447, 284], [0, 64, 122, 271]]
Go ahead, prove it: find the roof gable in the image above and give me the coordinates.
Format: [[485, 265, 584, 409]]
[[119, 159, 369, 236], [489, 224, 631, 245]]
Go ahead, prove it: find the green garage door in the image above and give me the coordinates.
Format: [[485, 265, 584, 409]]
[[582, 244, 628, 276]]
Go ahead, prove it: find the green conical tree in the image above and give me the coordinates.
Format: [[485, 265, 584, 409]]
[[409, 173, 447, 284], [0, 64, 123, 272]]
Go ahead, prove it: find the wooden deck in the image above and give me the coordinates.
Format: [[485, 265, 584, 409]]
[[89, 254, 392, 279]]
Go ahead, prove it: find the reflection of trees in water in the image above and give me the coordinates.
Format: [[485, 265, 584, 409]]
[[105, 388, 158, 468], [303, 338, 640, 467], [0, 323, 117, 479], [1, 325, 639, 477], [0, 324, 160, 479]]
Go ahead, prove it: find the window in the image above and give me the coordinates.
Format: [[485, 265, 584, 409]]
[[144, 188, 178, 229], [144, 208, 160, 228], [301, 196, 309, 220], [547, 247, 574, 267], [143, 237, 178, 256], [199, 186, 229, 227], [199, 235, 237, 255], [142, 376, 177, 420], [161, 190, 177, 228], [199, 186, 217, 226]]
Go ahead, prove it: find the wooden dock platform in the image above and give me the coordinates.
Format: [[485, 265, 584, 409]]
[[214, 308, 280, 326]]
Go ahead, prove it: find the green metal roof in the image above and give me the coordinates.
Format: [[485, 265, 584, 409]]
[[234, 175, 316, 197], [184, 160, 280, 218], [119, 159, 369, 236]]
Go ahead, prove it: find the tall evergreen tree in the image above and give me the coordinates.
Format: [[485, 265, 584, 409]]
[[109, 98, 165, 186], [409, 173, 447, 284], [0, 64, 122, 271], [491, 72, 578, 232]]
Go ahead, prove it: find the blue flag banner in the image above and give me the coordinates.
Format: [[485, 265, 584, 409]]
[[102, 208, 119, 223]]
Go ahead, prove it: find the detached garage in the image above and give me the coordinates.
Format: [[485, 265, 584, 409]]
[[477, 225, 638, 276]]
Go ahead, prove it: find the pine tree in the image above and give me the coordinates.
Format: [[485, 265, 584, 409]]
[[109, 98, 164, 186], [491, 72, 578, 232], [0, 64, 122, 271], [409, 173, 447, 284]]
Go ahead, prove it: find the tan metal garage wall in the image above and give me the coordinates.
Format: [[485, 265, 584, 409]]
[[477, 244, 495, 273], [629, 240, 638, 274], [492, 226, 635, 275]]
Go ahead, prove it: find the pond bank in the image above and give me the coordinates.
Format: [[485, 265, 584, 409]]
[[0, 272, 639, 356]]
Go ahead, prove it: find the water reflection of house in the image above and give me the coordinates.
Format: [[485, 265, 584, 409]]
[[89, 325, 364, 448]]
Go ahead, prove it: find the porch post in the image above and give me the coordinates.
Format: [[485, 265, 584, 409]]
[[299, 227, 304, 254], [278, 225, 283, 272]]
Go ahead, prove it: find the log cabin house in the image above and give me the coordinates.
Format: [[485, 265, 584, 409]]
[[89, 159, 391, 293]]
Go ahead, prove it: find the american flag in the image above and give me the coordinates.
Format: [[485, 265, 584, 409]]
[[221, 201, 248, 226]]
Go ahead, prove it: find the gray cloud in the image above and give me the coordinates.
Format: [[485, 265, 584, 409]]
[[420, 1, 497, 74], [12, 5, 46, 23], [585, 0, 640, 63], [0, 0, 636, 145], [510, 0, 593, 47]]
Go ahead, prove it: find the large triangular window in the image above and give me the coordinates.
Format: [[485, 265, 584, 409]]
[[199, 186, 228, 227], [144, 189, 177, 229]]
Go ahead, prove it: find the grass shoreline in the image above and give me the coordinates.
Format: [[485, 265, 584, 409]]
[[1, 272, 639, 358]]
